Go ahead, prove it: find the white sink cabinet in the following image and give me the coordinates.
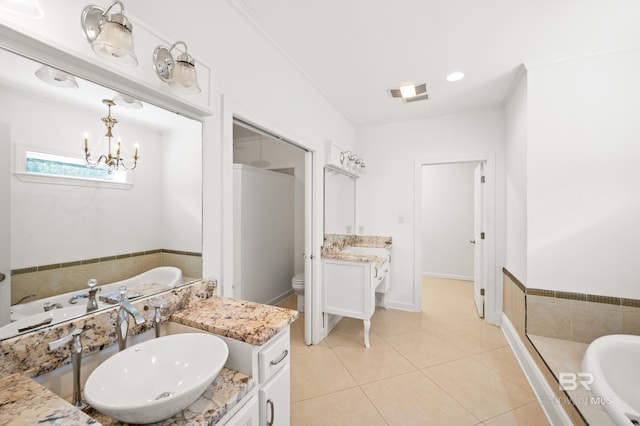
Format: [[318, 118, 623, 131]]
[[322, 248, 391, 348]]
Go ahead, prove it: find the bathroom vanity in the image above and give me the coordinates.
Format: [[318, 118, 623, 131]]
[[0, 279, 297, 425], [322, 235, 392, 348]]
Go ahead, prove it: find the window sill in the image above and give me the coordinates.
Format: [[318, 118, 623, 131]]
[[14, 172, 134, 190]]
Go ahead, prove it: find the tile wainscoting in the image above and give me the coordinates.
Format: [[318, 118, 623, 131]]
[[11, 249, 202, 304]]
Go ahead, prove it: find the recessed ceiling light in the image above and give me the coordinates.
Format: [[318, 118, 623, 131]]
[[399, 84, 417, 98], [389, 83, 428, 103], [446, 71, 465, 82]]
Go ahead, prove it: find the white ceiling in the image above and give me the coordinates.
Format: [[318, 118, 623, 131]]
[[239, 0, 640, 126]]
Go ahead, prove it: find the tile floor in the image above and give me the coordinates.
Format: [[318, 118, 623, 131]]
[[278, 277, 550, 425]]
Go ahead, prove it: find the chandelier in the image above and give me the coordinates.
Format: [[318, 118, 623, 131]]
[[84, 99, 139, 173]]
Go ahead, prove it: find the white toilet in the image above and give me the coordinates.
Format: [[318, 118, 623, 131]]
[[291, 272, 305, 312]]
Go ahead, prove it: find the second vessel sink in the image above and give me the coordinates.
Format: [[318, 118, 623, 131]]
[[84, 332, 229, 424]]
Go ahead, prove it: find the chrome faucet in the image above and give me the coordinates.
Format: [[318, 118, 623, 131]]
[[116, 286, 145, 351], [85, 279, 100, 313], [48, 328, 87, 410], [153, 304, 163, 338], [43, 302, 63, 312]]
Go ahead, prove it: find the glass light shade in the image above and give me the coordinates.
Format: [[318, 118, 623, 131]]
[[35, 66, 78, 89], [92, 21, 138, 67], [168, 59, 201, 94]]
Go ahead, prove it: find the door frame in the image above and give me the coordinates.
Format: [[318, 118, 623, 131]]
[[413, 155, 499, 324], [222, 96, 318, 344]]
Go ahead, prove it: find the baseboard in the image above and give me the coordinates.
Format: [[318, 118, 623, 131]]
[[422, 272, 473, 281], [384, 299, 420, 312], [501, 314, 573, 426], [266, 288, 294, 306]]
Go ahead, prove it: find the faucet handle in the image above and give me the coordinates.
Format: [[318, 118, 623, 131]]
[[48, 328, 84, 351], [87, 278, 98, 289], [118, 285, 128, 302]]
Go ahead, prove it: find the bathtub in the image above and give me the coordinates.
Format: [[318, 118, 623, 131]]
[[9, 266, 183, 322], [582, 334, 640, 425]]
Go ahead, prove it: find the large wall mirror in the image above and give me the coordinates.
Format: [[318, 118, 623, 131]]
[[323, 167, 356, 235], [0, 48, 203, 339]]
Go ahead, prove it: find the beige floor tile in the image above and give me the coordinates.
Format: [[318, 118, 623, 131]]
[[483, 401, 550, 426], [325, 329, 383, 349], [472, 347, 532, 392], [330, 316, 379, 340], [332, 338, 417, 384], [384, 328, 467, 368], [291, 387, 386, 426], [291, 350, 357, 402], [362, 370, 480, 426], [423, 357, 536, 421], [369, 307, 427, 337]]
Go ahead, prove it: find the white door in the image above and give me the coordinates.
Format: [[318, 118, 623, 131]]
[[473, 163, 485, 318], [304, 151, 313, 345], [0, 123, 11, 326]]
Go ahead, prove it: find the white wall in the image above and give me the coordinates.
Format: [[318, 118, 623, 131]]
[[3, 87, 202, 268], [4, 89, 163, 267], [527, 48, 640, 299], [504, 70, 528, 283], [233, 165, 294, 304], [160, 123, 203, 253], [422, 162, 475, 280], [356, 108, 505, 313]]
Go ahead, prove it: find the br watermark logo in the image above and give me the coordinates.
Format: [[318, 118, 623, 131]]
[[540, 372, 613, 407], [559, 372, 594, 391]]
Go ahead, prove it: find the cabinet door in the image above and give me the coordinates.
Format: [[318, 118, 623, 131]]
[[226, 395, 259, 426], [259, 365, 290, 426]]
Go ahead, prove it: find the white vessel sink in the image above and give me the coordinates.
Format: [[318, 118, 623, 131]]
[[84, 332, 229, 424], [0, 305, 87, 339], [341, 246, 389, 256], [582, 334, 640, 425]]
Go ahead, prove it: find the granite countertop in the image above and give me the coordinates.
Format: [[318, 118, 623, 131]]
[[0, 280, 298, 425], [170, 296, 299, 346], [321, 234, 392, 269], [0, 373, 98, 425]]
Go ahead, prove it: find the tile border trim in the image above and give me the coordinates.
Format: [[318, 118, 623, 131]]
[[11, 249, 202, 276], [502, 267, 640, 307]]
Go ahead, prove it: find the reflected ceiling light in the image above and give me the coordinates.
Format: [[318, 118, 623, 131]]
[[80, 1, 138, 67], [446, 71, 465, 82], [153, 41, 201, 94], [0, 0, 44, 18], [113, 92, 143, 109], [84, 99, 139, 173], [389, 83, 428, 103], [35, 66, 79, 89]]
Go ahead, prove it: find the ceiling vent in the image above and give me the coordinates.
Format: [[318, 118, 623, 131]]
[[389, 83, 428, 103]]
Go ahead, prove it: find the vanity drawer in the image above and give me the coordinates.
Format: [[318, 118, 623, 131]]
[[374, 261, 390, 293], [259, 329, 290, 383]]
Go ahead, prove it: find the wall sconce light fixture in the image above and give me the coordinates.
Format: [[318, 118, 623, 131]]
[[84, 99, 139, 173], [80, 1, 138, 67], [340, 151, 366, 174], [153, 41, 201, 94]]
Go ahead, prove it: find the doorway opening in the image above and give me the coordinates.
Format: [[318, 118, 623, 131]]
[[231, 118, 313, 344], [418, 160, 487, 319]]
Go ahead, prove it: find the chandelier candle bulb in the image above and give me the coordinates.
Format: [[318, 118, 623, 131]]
[[133, 143, 139, 158]]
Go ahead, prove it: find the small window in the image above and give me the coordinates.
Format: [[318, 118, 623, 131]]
[[25, 151, 128, 182], [14, 144, 133, 189]]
